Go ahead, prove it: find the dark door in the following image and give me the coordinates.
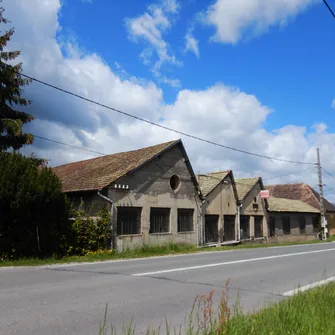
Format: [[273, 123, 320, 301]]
[[269, 216, 276, 237], [205, 215, 219, 243], [224, 215, 236, 241]]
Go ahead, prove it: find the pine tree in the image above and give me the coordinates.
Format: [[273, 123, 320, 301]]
[[0, 4, 35, 151]]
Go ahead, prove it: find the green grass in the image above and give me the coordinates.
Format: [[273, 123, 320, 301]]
[[225, 282, 335, 335], [1, 237, 334, 267], [98, 281, 335, 335]]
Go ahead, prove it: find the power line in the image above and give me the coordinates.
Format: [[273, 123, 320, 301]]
[[32, 134, 105, 156], [323, 0, 335, 19], [262, 167, 313, 181], [13, 70, 315, 165], [321, 167, 335, 180]]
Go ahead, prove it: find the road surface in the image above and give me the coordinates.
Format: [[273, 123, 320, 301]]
[[1, 242, 335, 334]]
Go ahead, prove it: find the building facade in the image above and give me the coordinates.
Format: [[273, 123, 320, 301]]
[[197, 171, 238, 245], [235, 178, 268, 241], [267, 197, 319, 242], [53, 140, 202, 251]]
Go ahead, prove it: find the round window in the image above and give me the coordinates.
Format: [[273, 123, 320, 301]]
[[170, 175, 180, 191]]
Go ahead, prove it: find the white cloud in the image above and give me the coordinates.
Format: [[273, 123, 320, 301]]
[[203, 0, 317, 44], [4, 0, 335, 202], [332, 99, 335, 109], [185, 33, 199, 58], [125, 0, 182, 86]]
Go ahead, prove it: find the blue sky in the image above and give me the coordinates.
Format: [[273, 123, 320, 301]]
[[58, 0, 335, 133], [4, 0, 335, 199]]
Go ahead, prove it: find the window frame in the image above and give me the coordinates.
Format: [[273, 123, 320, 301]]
[[116, 207, 142, 236], [149, 207, 171, 234], [177, 208, 194, 233]]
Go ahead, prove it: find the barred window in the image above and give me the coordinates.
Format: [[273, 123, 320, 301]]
[[150, 208, 170, 233], [178, 209, 194, 232], [117, 207, 142, 235]]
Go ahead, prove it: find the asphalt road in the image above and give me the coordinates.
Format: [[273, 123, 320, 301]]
[[1, 242, 335, 335]]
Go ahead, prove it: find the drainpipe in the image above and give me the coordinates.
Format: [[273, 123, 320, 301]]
[[97, 190, 114, 250], [237, 203, 243, 242], [200, 198, 206, 246]]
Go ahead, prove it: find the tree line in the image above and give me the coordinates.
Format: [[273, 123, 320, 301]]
[[0, 5, 110, 260]]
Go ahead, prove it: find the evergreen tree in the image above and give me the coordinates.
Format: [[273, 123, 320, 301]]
[[0, 4, 35, 151]]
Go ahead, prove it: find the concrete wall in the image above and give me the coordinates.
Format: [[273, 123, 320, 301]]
[[239, 182, 268, 239], [107, 144, 200, 250], [268, 212, 319, 243], [202, 175, 237, 242]]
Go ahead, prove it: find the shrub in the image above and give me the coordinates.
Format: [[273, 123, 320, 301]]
[[0, 152, 70, 259], [69, 204, 112, 256]]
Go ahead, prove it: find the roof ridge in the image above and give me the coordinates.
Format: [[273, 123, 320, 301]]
[[53, 139, 179, 169]]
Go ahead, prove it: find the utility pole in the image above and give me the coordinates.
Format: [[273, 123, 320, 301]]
[[317, 148, 327, 240]]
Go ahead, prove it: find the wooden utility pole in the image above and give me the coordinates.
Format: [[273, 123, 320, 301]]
[[317, 148, 327, 240]]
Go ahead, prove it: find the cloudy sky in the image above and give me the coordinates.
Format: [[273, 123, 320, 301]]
[[3, 0, 335, 200]]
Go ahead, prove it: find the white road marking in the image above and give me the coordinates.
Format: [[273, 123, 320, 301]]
[[283, 276, 335, 296], [132, 247, 335, 276]]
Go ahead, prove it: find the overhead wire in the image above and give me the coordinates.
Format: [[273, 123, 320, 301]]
[[7, 67, 315, 166], [323, 0, 335, 19]]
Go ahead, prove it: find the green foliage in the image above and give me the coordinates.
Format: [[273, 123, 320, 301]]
[[0, 152, 70, 259], [69, 204, 112, 256], [0, 5, 35, 151]]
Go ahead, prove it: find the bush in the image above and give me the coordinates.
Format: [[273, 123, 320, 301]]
[[68, 205, 112, 256], [0, 152, 71, 259]]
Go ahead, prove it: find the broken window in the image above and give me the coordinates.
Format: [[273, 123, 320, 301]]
[[299, 216, 306, 234], [254, 216, 263, 238], [178, 209, 194, 232], [283, 217, 291, 235], [117, 207, 142, 235], [240, 216, 250, 240], [269, 216, 276, 237], [150, 208, 170, 233]]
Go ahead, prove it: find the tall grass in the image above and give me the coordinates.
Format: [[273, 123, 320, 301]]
[[99, 281, 335, 335]]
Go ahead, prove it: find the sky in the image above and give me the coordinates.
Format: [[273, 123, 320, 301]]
[[2, 0, 335, 200]]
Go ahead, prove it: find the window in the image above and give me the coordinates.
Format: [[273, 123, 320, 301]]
[[313, 216, 319, 233], [254, 216, 263, 238], [299, 216, 306, 234], [240, 216, 250, 240], [283, 217, 291, 235], [269, 216, 276, 237], [150, 208, 170, 233], [178, 209, 194, 232], [117, 207, 141, 235], [170, 175, 180, 191]]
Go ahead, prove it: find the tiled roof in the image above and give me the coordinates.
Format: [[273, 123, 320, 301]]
[[266, 183, 335, 212], [53, 140, 179, 193], [268, 197, 319, 213], [235, 177, 260, 201], [196, 171, 231, 196]]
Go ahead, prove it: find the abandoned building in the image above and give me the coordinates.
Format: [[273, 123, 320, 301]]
[[267, 183, 335, 237], [267, 197, 320, 242], [235, 177, 268, 241], [196, 171, 238, 245], [53, 139, 202, 250]]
